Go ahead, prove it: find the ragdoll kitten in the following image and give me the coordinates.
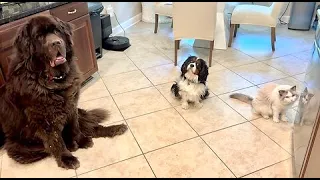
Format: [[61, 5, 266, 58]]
[[230, 83, 299, 123], [298, 87, 314, 126]]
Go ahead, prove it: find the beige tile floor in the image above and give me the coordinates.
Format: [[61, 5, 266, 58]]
[[0, 22, 315, 178]]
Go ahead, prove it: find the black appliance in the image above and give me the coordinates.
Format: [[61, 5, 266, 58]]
[[87, 2, 104, 59]]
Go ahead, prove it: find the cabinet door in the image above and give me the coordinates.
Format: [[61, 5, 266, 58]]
[[70, 14, 98, 81]]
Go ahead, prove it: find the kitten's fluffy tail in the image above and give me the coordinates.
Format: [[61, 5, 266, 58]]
[[229, 93, 253, 104]]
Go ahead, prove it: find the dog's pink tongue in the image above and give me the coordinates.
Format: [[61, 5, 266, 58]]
[[50, 57, 66, 67]]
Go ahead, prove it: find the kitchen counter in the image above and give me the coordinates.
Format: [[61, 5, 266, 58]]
[[0, 2, 69, 25]]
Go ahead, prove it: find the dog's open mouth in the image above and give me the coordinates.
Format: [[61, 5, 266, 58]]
[[50, 51, 66, 68], [53, 73, 66, 80]]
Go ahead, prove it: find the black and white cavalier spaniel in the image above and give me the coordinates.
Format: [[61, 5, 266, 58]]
[[171, 56, 209, 109]]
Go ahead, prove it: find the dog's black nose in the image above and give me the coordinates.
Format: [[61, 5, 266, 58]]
[[190, 64, 194, 67], [52, 40, 62, 46]]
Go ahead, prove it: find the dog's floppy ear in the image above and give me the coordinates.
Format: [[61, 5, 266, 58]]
[[13, 22, 40, 72], [198, 59, 208, 83], [181, 56, 196, 76], [14, 22, 33, 60], [181, 59, 189, 76], [55, 17, 74, 45]]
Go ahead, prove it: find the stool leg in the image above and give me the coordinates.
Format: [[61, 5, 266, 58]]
[[174, 40, 179, 66], [234, 24, 238, 37], [228, 24, 235, 47], [154, 14, 159, 33], [209, 41, 214, 67], [271, 27, 275, 51]]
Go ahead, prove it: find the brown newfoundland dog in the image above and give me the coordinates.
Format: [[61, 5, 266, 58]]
[[0, 15, 128, 169]]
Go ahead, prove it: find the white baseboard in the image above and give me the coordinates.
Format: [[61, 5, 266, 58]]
[[280, 15, 290, 24], [112, 13, 142, 36], [279, 15, 316, 26]]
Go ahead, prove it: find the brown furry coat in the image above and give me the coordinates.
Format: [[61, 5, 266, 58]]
[[0, 15, 127, 169]]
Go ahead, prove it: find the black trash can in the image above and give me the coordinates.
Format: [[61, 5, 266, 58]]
[[87, 2, 104, 59]]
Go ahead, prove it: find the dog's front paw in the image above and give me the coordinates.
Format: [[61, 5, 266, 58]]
[[195, 102, 203, 109], [281, 117, 288, 122], [273, 118, 280, 123], [182, 103, 189, 110], [66, 141, 79, 152], [262, 115, 270, 119], [77, 136, 94, 149], [59, 154, 80, 169]]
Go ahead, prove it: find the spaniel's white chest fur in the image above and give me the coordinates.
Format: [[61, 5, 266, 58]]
[[177, 78, 207, 103]]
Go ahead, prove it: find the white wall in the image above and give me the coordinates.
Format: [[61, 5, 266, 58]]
[[101, 2, 142, 28], [254, 2, 320, 20]]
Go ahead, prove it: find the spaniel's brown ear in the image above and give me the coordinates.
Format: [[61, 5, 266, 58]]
[[198, 59, 208, 83]]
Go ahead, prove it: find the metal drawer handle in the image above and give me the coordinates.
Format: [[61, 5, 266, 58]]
[[68, 9, 77, 15]]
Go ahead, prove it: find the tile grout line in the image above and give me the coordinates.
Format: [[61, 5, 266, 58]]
[[114, 51, 171, 178], [116, 49, 242, 176], [76, 154, 143, 177], [216, 95, 294, 158], [0, 155, 2, 178], [98, 71, 158, 178], [239, 157, 292, 178], [94, 48, 291, 176], [259, 60, 300, 77], [212, 51, 307, 86], [212, 60, 258, 87], [216, 60, 292, 88], [88, 27, 309, 177], [248, 121, 293, 156], [74, 168, 78, 178], [170, 106, 237, 178], [214, 100, 292, 176]]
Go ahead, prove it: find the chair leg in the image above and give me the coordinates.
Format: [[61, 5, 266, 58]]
[[271, 27, 275, 51], [174, 40, 179, 66], [154, 14, 159, 34], [177, 40, 180, 49], [228, 24, 235, 47], [234, 24, 238, 37], [209, 41, 214, 67]]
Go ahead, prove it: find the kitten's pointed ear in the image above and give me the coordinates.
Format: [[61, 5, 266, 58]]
[[309, 93, 314, 98], [291, 85, 297, 91], [279, 90, 287, 96]]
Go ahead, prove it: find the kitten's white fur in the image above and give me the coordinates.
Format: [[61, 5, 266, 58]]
[[252, 83, 298, 123]]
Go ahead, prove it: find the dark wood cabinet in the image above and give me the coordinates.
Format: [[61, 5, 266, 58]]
[[50, 2, 97, 81], [0, 2, 97, 87], [70, 14, 98, 80]]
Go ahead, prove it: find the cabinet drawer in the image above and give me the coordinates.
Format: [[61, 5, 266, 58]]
[[50, 2, 88, 22]]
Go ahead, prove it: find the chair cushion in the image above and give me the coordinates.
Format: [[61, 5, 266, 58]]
[[224, 2, 241, 14], [155, 2, 173, 16], [231, 4, 277, 27]]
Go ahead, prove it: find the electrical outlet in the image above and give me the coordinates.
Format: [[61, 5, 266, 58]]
[[106, 4, 114, 17]]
